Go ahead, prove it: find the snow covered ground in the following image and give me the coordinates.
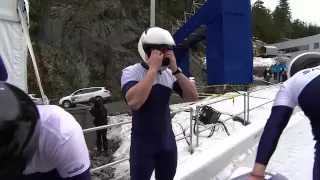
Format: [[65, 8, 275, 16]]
[[106, 85, 298, 179], [253, 57, 276, 67], [233, 111, 314, 180], [199, 56, 279, 68]]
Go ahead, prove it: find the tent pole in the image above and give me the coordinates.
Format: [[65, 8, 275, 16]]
[[18, 5, 49, 105], [150, 0, 155, 27]]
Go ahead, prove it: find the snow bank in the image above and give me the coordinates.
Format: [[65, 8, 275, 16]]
[[175, 98, 306, 180], [231, 110, 310, 180], [253, 57, 276, 67], [107, 115, 132, 180], [196, 56, 278, 68], [174, 120, 266, 180]]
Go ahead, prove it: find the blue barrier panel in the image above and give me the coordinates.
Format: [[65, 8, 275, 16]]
[[174, 47, 190, 77], [206, 0, 253, 85], [173, 0, 253, 85]]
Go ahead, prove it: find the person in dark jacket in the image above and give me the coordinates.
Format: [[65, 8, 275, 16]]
[[272, 64, 280, 80], [281, 68, 288, 82], [279, 68, 283, 82], [263, 67, 272, 82], [88, 97, 108, 155]]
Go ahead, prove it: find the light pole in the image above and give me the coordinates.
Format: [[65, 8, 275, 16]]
[[150, 0, 155, 27]]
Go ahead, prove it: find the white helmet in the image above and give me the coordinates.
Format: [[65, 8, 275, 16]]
[[287, 52, 320, 78], [138, 27, 176, 71]]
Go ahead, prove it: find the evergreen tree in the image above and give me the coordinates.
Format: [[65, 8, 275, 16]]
[[251, 0, 277, 43], [251, 0, 320, 43], [291, 19, 309, 38], [308, 23, 320, 36], [273, 0, 292, 39]]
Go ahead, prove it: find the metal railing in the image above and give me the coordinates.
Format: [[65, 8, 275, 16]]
[[85, 83, 282, 173], [88, 106, 195, 173], [194, 95, 275, 146]]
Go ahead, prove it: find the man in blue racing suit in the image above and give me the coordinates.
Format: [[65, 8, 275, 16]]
[[121, 27, 198, 180], [250, 52, 320, 180], [0, 56, 91, 180]]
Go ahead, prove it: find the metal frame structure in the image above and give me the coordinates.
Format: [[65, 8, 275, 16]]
[[171, 0, 253, 85], [171, 0, 204, 34], [84, 83, 281, 173]]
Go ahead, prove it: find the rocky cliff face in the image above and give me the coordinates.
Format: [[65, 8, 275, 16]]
[[29, 0, 149, 100]]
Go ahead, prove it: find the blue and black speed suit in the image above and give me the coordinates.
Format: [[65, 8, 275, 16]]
[[256, 66, 320, 179], [121, 62, 183, 180]]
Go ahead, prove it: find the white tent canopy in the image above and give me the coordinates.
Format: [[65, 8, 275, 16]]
[[0, 0, 48, 104], [0, 0, 29, 92]]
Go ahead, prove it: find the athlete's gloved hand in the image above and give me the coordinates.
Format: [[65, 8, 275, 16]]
[[148, 50, 164, 71]]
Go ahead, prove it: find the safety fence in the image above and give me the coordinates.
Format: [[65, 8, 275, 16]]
[[84, 83, 282, 173]]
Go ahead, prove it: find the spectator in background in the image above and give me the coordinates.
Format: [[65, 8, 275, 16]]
[[263, 67, 272, 82], [88, 97, 109, 156], [280, 62, 287, 70], [271, 65, 276, 80], [279, 68, 283, 82], [272, 64, 280, 80], [281, 68, 288, 82], [276, 64, 281, 80]]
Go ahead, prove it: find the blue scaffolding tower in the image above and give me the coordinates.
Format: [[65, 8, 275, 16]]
[[173, 0, 253, 85]]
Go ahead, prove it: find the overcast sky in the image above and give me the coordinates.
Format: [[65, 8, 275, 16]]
[[251, 0, 320, 25]]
